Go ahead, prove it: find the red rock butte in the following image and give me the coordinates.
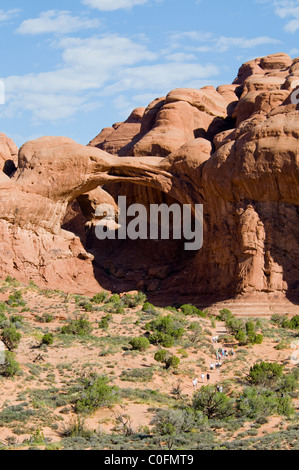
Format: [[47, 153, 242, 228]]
[[1, 52, 299, 315]]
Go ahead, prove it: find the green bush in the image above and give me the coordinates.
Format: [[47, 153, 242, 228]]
[[83, 303, 94, 312], [165, 355, 180, 370], [6, 291, 26, 307], [154, 350, 180, 369], [61, 316, 93, 336], [180, 304, 207, 318], [121, 293, 147, 308], [282, 315, 299, 330], [42, 333, 54, 346], [193, 386, 234, 420], [254, 334, 264, 345], [270, 314, 286, 327], [75, 375, 118, 414], [152, 408, 204, 436], [99, 314, 112, 330], [0, 351, 20, 377], [148, 332, 175, 348], [248, 362, 284, 387], [129, 337, 150, 351], [91, 292, 109, 304], [142, 302, 157, 314], [36, 313, 53, 323], [154, 349, 168, 364], [237, 387, 294, 419], [1, 326, 21, 351], [120, 368, 154, 383], [146, 315, 185, 347], [235, 330, 247, 345], [217, 309, 234, 322]]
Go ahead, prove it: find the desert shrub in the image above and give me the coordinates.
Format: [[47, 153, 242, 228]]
[[6, 291, 26, 307], [121, 293, 147, 308], [129, 337, 150, 351], [282, 315, 299, 330], [254, 334, 264, 345], [142, 302, 157, 315], [154, 349, 168, 363], [180, 304, 207, 318], [0, 302, 8, 313], [270, 314, 286, 327], [148, 332, 175, 348], [0, 312, 8, 328], [0, 351, 20, 377], [120, 368, 154, 383], [246, 321, 255, 334], [99, 314, 112, 330], [226, 318, 245, 335], [276, 368, 299, 394], [146, 315, 185, 347], [61, 317, 93, 336], [108, 294, 121, 305], [152, 408, 204, 436], [248, 362, 283, 387], [165, 355, 180, 370], [1, 326, 21, 351], [237, 387, 294, 419], [42, 333, 54, 346], [36, 313, 54, 323], [235, 330, 247, 345], [218, 334, 235, 343], [115, 307, 125, 315], [154, 350, 180, 369], [217, 309, 234, 322], [62, 416, 93, 438], [75, 374, 118, 414], [193, 386, 234, 420], [275, 340, 290, 350], [91, 292, 109, 304], [83, 303, 94, 312], [10, 315, 24, 326]]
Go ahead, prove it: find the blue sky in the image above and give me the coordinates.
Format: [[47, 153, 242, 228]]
[[0, 0, 298, 147]]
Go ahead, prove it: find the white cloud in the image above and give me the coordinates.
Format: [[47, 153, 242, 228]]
[[266, 0, 299, 33], [16, 10, 100, 35], [169, 31, 281, 53], [82, 0, 148, 11], [1, 32, 219, 124], [103, 62, 219, 96], [0, 9, 20, 22]]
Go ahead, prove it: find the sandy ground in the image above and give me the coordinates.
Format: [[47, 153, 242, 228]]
[[0, 281, 298, 448]]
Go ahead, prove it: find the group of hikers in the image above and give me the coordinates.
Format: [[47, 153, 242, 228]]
[[192, 334, 235, 392]]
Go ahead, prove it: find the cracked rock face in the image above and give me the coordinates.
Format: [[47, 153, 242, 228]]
[[0, 53, 299, 309]]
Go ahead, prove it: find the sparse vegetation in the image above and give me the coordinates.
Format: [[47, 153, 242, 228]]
[[0, 279, 297, 451]]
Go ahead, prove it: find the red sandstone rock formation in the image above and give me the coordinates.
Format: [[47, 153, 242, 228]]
[[0, 53, 299, 311]]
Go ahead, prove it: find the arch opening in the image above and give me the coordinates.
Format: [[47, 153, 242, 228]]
[[62, 181, 199, 302]]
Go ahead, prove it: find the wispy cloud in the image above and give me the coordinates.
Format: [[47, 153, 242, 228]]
[[0, 9, 20, 22], [82, 0, 148, 11], [273, 0, 299, 33], [1, 32, 219, 123], [169, 31, 282, 53], [16, 10, 100, 35]]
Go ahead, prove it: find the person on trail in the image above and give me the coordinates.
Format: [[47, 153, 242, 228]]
[[193, 378, 198, 390], [210, 363, 214, 371], [207, 373, 210, 381], [201, 373, 205, 382]]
